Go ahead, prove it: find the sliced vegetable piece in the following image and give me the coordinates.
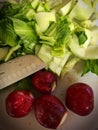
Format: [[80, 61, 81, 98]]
[[35, 11, 56, 33], [0, 47, 9, 61], [59, 0, 75, 16], [25, 9, 36, 21], [75, 31, 87, 45], [61, 57, 80, 77], [65, 83, 94, 116], [69, 34, 98, 59], [48, 0, 62, 9], [80, 20, 93, 29], [39, 35, 55, 45], [69, 0, 93, 20], [93, 0, 98, 18], [32, 70, 57, 94], [89, 27, 98, 45], [6, 90, 34, 118], [82, 59, 98, 76], [31, 0, 39, 9], [34, 94, 68, 129], [0, 20, 17, 47], [4, 44, 21, 61], [49, 50, 71, 76], [37, 44, 53, 67], [36, 3, 46, 12], [11, 18, 37, 42]]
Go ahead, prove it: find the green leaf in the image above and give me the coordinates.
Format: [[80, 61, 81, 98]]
[[82, 60, 98, 76], [82, 60, 90, 76], [11, 18, 37, 42], [4, 44, 21, 61], [22, 40, 36, 54], [51, 16, 71, 56], [76, 31, 87, 45], [69, 0, 93, 20], [56, 16, 71, 44], [14, 76, 32, 91], [0, 19, 17, 47], [1, 1, 20, 17]]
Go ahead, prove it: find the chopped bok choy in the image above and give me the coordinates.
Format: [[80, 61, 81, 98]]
[[0, 0, 98, 76]]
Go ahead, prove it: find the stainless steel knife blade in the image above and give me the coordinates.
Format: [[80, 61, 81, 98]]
[[0, 55, 46, 89]]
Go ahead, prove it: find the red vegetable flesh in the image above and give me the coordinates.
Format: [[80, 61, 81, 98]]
[[65, 83, 94, 116], [34, 94, 68, 129], [6, 90, 34, 118], [32, 70, 57, 94]]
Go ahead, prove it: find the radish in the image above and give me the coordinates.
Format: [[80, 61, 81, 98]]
[[6, 90, 34, 118], [65, 83, 94, 116], [32, 70, 57, 94], [34, 94, 68, 129]]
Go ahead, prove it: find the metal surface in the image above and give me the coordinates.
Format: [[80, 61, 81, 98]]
[[0, 55, 45, 89]]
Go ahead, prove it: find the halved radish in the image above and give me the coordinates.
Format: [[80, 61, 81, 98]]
[[34, 94, 68, 129], [6, 90, 34, 118], [65, 83, 94, 116], [32, 70, 57, 94]]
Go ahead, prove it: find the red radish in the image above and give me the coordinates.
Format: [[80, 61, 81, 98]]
[[32, 70, 57, 94], [65, 83, 94, 116], [6, 90, 34, 118], [34, 94, 68, 129]]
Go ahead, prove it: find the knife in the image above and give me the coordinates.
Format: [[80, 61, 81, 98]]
[[0, 55, 46, 89]]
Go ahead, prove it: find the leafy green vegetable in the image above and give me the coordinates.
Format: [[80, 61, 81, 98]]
[[0, 19, 17, 47], [75, 31, 87, 45], [61, 57, 80, 77], [68, 34, 98, 60], [11, 18, 37, 42], [11, 18, 38, 54], [0, 47, 9, 61], [0, 0, 98, 77], [59, 0, 76, 16], [55, 16, 71, 44], [51, 16, 71, 56], [0, 1, 20, 18], [35, 11, 56, 33], [49, 50, 71, 76], [14, 0, 36, 20], [48, 0, 62, 9], [93, 0, 98, 18], [82, 60, 98, 76], [13, 76, 33, 91], [4, 44, 21, 61], [37, 44, 53, 67], [69, 0, 93, 20]]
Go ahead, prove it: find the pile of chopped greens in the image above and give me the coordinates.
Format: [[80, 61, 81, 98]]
[[0, 0, 98, 77]]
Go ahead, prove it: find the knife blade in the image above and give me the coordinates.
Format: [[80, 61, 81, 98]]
[[0, 55, 46, 89]]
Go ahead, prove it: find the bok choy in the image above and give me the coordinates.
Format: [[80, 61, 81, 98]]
[[0, 0, 98, 77]]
